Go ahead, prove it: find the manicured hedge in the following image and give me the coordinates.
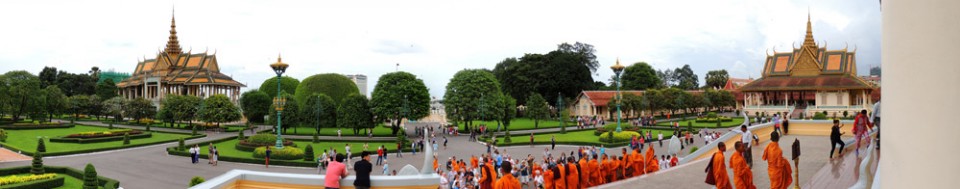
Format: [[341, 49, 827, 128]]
[[167, 137, 407, 167], [0, 123, 75, 130], [599, 131, 641, 143], [0, 175, 64, 189], [49, 133, 152, 143], [0, 132, 205, 157], [253, 146, 304, 160], [0, 166, 119, 189]]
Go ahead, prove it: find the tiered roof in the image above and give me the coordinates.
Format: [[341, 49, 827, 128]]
[[740, 14, 873, 92], [116, 13, 244, 88]]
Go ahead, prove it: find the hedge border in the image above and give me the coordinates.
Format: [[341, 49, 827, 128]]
[[0, 175, 64, 189], [100, 120, 244, 133], [49, 133, 152, 144], [0, 123, 76, 130], [168, 137, 411, 167], [0, 132, 205, 157], [0, 166, 119, 189]]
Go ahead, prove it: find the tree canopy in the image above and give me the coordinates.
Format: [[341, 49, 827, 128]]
[[95, 79, 118, 101], [239, 90, 271, 123], [443, 69, 503, 131], [621, 62, 662, 90], [2, 71, 41, 122], [103, 97, 127, 122], [41, 86, 67, 122], [370, 71, 431, 135], [705, 69, 729, 89], [674, 65, 699, 90], [259, 76, 299, 98], [294, 73, 359, 108], [197, 94, 242, 127], [525, 93, 549, 128], [299, 93, 337, 134], [125, 97, 156, 124], [493, 42, 596, 106], [337, 93, 374, 135], [160, 95, 202, 127], [268, 93, 299, 133]]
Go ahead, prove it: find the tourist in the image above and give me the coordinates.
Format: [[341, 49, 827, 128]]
[[212, 146, 219, 166], [189, 144, 198, 164], [773, 113, 782, 134], [706, 142, 732, 189], [729, 125, 754, 167], [657, 132, 663, 147], [396, 142, 403, 158], [783, 119, 791, 135], [345, 144, 352, 166], [853, 109, 873, 157], [731, 141, 757, 189], [208, 143, 214, 164], [376, 146, 384, 166], [411, 139, 417, 155], [337, 128, 342, 138], [265, 146, 272, 168], [551, 135, 556, 150], [319, 149, 328, 173], [762, 132, 792, 189], [353, 151, 373, 189], [530, 133, 535, 147], [444, 136, 448, 150], [325, 154, 348, 189], [382, 159, 389, 175], [391, 170, 397, 176], [830, 119, 846, 158]]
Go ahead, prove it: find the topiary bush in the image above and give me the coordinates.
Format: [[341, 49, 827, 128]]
[[504, 131, 512, 143], [178, 138, 185, 151], [122, 133, 130, 145], [238, 130, 245, 140], [259, 76, 300, 98], [599, 131, 640, 143], [31, 152, 44, 174], [83, 164, 98, 189], [706, 112, 718, 119], [37, 138, 46, 153], [0, 129, 7, 142], [813, 112, 828, 120], [189, 176, 205, 187], [253, 146, 305, 160], [192, 125, 198, 136], [303, 144, 315, 161], [294, 73, 360, 106]]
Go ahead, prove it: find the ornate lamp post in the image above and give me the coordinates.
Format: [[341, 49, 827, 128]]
[[611, 58, 625, 132], [270, 55, 289, 149]]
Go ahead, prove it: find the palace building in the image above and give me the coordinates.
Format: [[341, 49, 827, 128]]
[[116, 13, 245, 105], [738, 14, 876, 118]]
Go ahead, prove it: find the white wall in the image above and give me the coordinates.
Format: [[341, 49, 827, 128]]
[[882, 0, 960, 188]]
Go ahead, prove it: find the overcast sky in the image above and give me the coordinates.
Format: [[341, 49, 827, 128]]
[[0, 0, 880, 98]]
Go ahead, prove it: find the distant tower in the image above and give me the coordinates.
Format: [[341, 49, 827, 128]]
[[345, 74, 368, 97]]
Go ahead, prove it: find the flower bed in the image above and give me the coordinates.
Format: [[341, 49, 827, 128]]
[[50, 133, 152, 144], [694, 116, 733, 123], [598, 131, 641, 143], [235, 134, 295, 152], [0, 173, 58, 186], [252, 146, 305, 160], [0, 123, 75, 130], [0, 166, 118, 189], [64, 129, 142, 139]]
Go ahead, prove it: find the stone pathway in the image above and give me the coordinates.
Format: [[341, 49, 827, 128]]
[[0, 147, 31, 162]]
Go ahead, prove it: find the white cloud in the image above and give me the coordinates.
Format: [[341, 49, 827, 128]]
[[0, 0, 880, 98]]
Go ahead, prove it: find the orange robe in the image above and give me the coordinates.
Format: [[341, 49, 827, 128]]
[[494, 174, 522, 189], [578, 159, 589, 188], [611, 159, 621, 181], [600, 158, 611, 184], [453, 161, 461, 172], [471, 157, 479, 169], [566, 162, 580, 189], [481, 163, 497, 189], [433, 159, 439, 171], [762, 142, 793, 189], [631, 150, 644, 176], [555, 164, 567, 189], [712, 152, 732, 189], [731, 152, 757, 189], [645, 147, 659, 173], [587, 159, 600, 187], [543, 170, 555, 189]]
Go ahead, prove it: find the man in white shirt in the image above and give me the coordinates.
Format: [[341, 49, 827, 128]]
[[729, 125, 753, 167], [658, 133, 664, 147]]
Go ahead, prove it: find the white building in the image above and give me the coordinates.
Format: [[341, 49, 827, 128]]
[[345, 74, 368, 97]]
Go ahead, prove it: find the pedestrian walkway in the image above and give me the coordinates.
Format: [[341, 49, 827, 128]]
[[0, 147, 31, 162]]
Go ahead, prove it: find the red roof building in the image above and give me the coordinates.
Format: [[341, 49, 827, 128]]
[[570, 90, 703, 119]]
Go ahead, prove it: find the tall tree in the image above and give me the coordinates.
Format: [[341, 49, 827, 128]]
[[674, 65, 699, 90], [657, 69, 676, 88], [85, 95, 103, 120], [337, 93, 374, 135], [499, 95, 517, 131], [56, 72, 95, 96], [239, 90, 271, 123], [644, 89, 665, 116], [103, 97, 127, 122], [621, 62, 662, 90], [38, 67, 59, 88], [705, 69, 729, 89], [661, 88, 685, 115], [492, 43, 596, 106], [95, 79, 118, 101], [160, 95, 201, 127], [41, 86, 66, 122], [299, 93, 337, 134], [370, 72, 431, 135], [295, 73, 359, 107], [556, 42, 600, 72], [259, 76, 300, 98], [125, 97, 156, 124], [267, 93, 299, 134], [443, 69, 503, 131], [197, 94, 242, 127], [870, 66, 881, 76], [67, 95, 90, 120], [525, 93, 549, 128], [3, 71, 41, 122]]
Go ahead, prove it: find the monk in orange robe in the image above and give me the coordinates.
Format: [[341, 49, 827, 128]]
[[645, 147, 659, 173], [711, 142, 733, 189], [494, 161, 521, 189], [620, 148, 631, 178], [631, 148, 645, 176], [762, 132, 793, 189], [480, 158, 497, 189], [566, 157, 580, 189], [587, 154, 600, 187], [452, 159, 461, 172], [731, 141, 757, 189], [578, 157, 589, 188], [433, 156, 439, 172], [556, 160, 567, 189], [471, 155, 480, 170], [543, 166, 555, 189], [609, 156, 620, 182]]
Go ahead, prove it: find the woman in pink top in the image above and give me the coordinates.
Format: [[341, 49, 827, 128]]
[[325, 154, 349, 189]]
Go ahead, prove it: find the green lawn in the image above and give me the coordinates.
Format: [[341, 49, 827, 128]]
[[0, 125, 192, 154], [279, 124, 395, 136], [191, 139, 404, 163], [654, 117, 745, 128], [461, 119, 564, 132], [490, 129, 679, 146]]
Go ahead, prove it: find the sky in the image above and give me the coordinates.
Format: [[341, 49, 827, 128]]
[[0, 0, 881, 98]]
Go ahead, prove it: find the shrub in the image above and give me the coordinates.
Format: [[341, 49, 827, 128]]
[[504, 131, 512, 143], [65, 129, 140, 139], [295, 73, 360, 106], [178, 138, 185, 151], [192, 125, 197, 136], [37, 138, 46, 153], [706, 112, 718, 119], [31, 152, 44, 174], [238, 131, 245, 140], [0, 173, 57, 185], [189, 176, 205, 187], [689, 146, 699, 154], [146, 124, 151, 131], [238, 134, 295, 151], [83, 164, 98, 189], [312, 132, 318, 143], [813, 112, 828, 120], [253, 146, 305, 160], [0, 129, 6, 142], [598, 131, 640, 143], [303, 144, 315, 161], [108, 122, 113, 129], [122, 133, 130, 145]]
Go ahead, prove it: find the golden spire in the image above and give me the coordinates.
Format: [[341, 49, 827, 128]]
[[165, 9, 182, 56], [802, 11, 816, 49]]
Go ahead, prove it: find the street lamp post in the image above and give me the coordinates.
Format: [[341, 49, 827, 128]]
[[611, 58, 625, 132], [270, 55, 289, 149]]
